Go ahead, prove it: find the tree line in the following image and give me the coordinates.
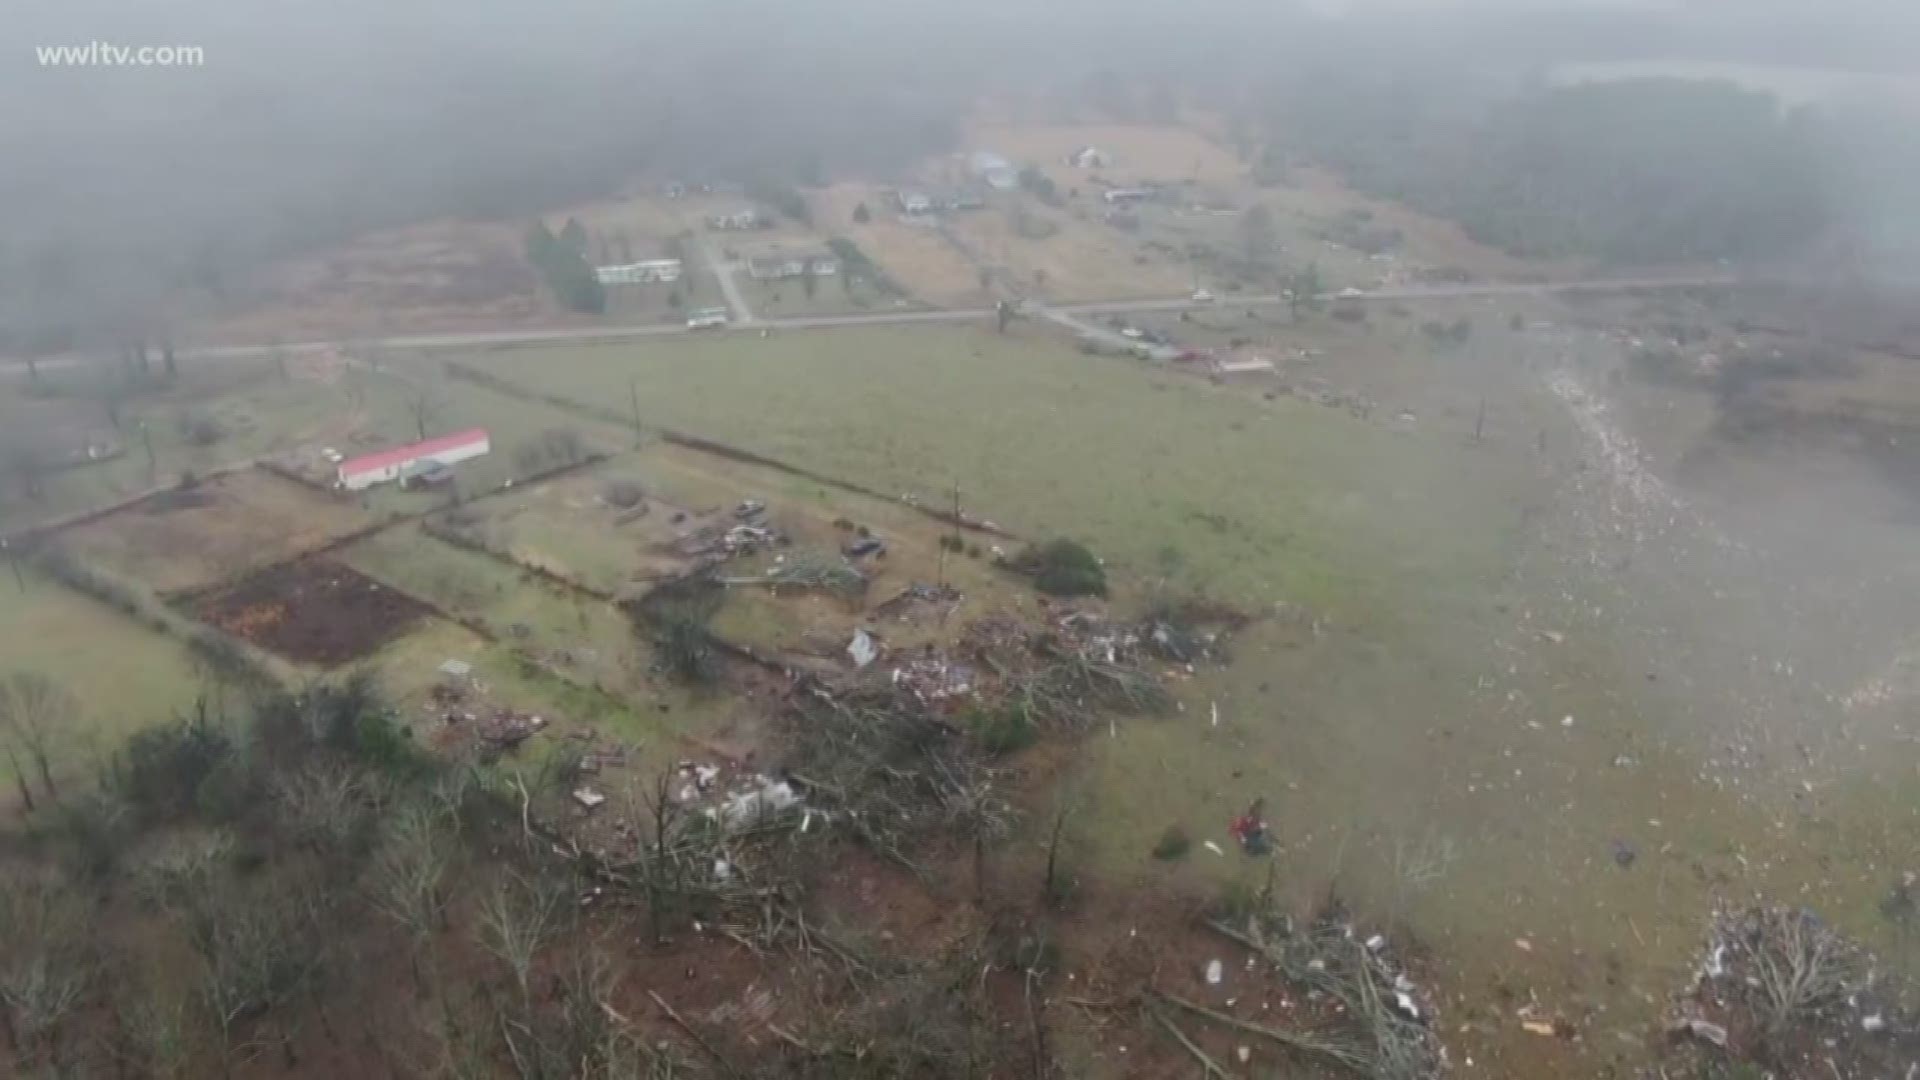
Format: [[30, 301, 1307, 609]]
[[1260, 74, 1834, 265]]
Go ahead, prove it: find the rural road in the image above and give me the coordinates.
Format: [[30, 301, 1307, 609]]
[[696, 235, 755, 324], [3, 274, 1744, 371]]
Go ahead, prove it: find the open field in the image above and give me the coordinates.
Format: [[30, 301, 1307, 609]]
[[0, 569, 207, 785], [464, 322, 1531, 620], [452, 312, 1920, 1076], [441, 460, 700, 596], [341, 525, 656, 691], [55, 469, 374, 595], [0, 352, 636, 536], [812, 183, 989, 307], [203, 218, 553, 345], [945, 198, 1196, 301]]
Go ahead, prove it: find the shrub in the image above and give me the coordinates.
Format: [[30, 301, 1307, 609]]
[[631, 576, 725, 686], [969, 707, 1036, 755], [1017, 539, 1108, 598], [194, 757, 256, 822], [117, 707, 236, 818], [1151, 824, 1192, 861], [601, 478, 646, 509], [178, 412, 224, 447], [44, 795, 132, 880]]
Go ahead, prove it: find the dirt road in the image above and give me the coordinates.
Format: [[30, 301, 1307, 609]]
[[696, 234, 755, 324]]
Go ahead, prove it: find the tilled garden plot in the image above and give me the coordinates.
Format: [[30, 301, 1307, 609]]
[[195, 558, 434, 666]]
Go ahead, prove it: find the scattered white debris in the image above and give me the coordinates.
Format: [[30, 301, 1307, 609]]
[[1202, 840, 1226, 856], [572, 788, 606, 810], [720, 779, 800, 830], [847, 629, 879, 668], [1671, 1018, 1728, 1048], [1205, 959, 1224, 986]]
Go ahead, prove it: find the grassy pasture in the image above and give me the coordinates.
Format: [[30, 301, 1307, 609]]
[[463, 323, 1533, 625], [55, 469, 374, 595], [0, 569, 207, 786]]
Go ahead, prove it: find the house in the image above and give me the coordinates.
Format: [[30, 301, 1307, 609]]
[[705, 209, 761, 231], [338, 428, 490, 491], [594, 259, 682, 285], [896, 190, 934, 215], [1067, 146, 1111, 169], [968, 151, 1018, 191], [746, 252, 839, 280]]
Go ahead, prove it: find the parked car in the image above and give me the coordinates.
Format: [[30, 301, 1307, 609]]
[[686, 307, 730, 330], [1191, 288, 1215, 302]]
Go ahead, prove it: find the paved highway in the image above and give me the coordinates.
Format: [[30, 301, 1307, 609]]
[[4, 274, 1744, 370]]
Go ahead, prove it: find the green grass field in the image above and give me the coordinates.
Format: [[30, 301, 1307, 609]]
[[0, 569, 207, 782], [465, 323, 1534, 625]]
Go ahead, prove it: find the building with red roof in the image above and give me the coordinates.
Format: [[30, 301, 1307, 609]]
[[337, 428, 490, 491]]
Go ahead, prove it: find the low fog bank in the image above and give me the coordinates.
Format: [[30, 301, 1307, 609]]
[[3, 0, 1917, 353]]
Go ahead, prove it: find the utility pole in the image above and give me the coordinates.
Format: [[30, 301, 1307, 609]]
[[629, 379, 643, 444], [1474, 399, 1486, 444], [937, 481, 961, 590], [139, 420, 155, 474], [3, 539, 22, 593]]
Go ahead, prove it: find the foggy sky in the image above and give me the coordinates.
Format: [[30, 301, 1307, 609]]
[[2, 0, 1915, 349]]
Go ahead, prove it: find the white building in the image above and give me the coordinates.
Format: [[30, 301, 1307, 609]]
[[337, 428, 491, 491], [595, 259, 683, 285]]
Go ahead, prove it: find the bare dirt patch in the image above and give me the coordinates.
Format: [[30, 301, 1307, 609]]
[[195, 558, 434, 665], [56, 469, 376, 595]]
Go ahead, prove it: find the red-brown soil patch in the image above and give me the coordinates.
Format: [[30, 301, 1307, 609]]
[[196, 558, 432, 665]]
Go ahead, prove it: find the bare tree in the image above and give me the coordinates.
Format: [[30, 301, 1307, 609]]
[[273, 763, 382, 859], [2, 439, 49, 505], [628, 767, 685, 947], [476, 869, 567, 1007], [111, 984, 193, 1080], [406, 384, 447, 441], [0, 672, 77, 803], [1040, 785, 1082, 910], [184, 883, 328, 1074], [0, 880, 95, 1071], [369, 803, 453, 987], [1732, 905, 1864, 1034], [4, 743, 33, 813], [941, 762, 1013, 904]]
